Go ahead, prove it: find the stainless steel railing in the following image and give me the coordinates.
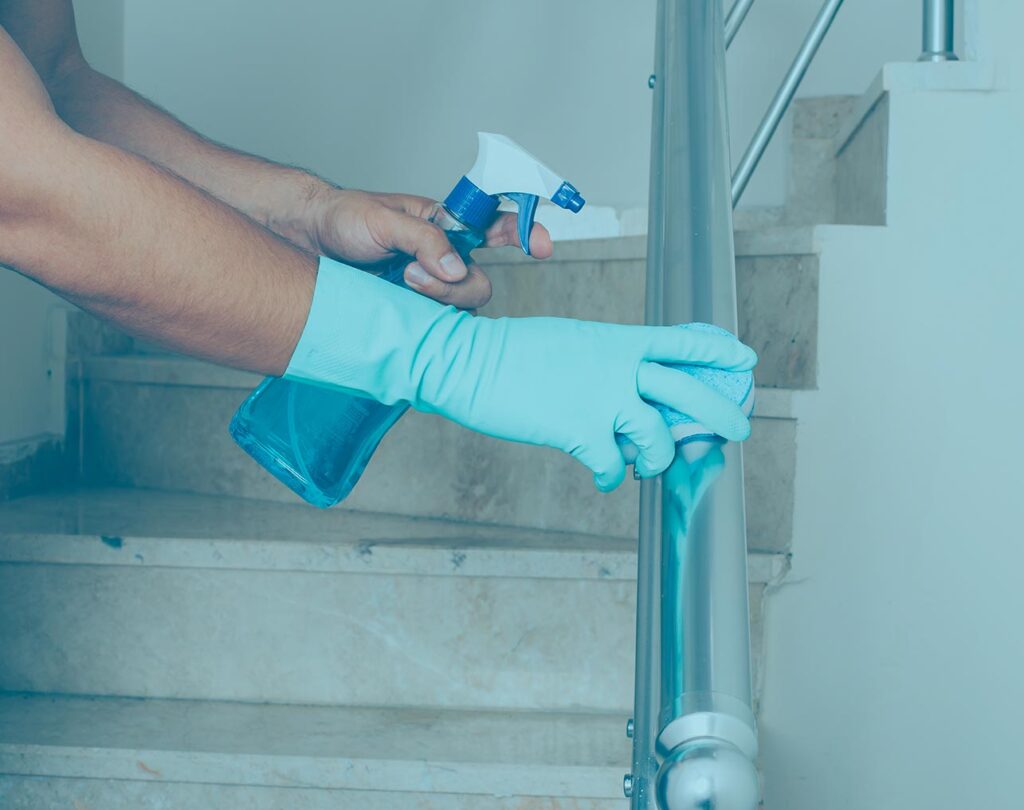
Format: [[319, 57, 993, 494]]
[[732, 0, 846, 206], [724, 0, 757, 48], [920, 0, 957, 62], [631, 3, 757, 808], [628, 2, 957, 808]]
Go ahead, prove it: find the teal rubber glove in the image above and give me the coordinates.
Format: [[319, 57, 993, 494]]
[[286, 257, 757, 492]]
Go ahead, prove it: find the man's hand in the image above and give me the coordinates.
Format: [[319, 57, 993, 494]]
[[303, 187, 554, 310]]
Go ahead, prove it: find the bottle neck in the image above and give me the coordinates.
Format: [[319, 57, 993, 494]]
[[432, 204, 487, 259], [435, 203, 482, 234]]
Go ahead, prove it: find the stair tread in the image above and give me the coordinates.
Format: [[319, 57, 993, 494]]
[[0, 692, 627, 797], [485, 225, 819, 264], [0, 487, 785, 582]]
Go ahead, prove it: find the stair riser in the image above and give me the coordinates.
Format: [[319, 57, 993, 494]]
[[0, 776, 625, 808], [81, 382, 795, 552], [783, 95, 861, 226], [0, 562, 763, 711], [483, 255, 818, 390], [836, 93, 889, 225]]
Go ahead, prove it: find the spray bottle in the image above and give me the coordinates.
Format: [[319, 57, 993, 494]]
[[229, 133, 586, 508]]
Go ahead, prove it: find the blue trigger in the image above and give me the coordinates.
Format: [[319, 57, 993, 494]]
[[505, 193, 539, 255]]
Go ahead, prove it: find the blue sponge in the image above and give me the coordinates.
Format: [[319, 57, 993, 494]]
[[622, 323, 755, 465]]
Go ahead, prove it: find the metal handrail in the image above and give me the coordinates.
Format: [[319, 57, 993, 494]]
[[631, 2, 757, 808], [629, 3, 958, 807], [731, 0, 846, 206]]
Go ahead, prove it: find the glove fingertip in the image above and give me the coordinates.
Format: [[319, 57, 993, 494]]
[[736, 345, 759, 370], [719, 416, 751, 442], [634, 449, 673, 479], [712, 342, 758, 372], [594, 467, 627, 493]]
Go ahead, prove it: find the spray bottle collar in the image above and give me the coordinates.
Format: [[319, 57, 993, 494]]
[[443, 176, 501, 233]]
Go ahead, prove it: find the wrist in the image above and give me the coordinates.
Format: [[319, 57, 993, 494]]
[[266, 172, 338, 253], [406, 307, 483, 412], [284, 256, 457, 405]]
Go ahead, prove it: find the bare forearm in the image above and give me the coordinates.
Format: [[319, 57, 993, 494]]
[[49, 63, 329, 250], [2, 124, 316, 375], [0, 0, 326, 248]]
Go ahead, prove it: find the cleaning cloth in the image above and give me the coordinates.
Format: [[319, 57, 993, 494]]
[[619, 323, 756, 466]]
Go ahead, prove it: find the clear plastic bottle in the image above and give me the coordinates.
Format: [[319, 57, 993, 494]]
[[230, 133, 585, 507], [229, 205, 484, 508]]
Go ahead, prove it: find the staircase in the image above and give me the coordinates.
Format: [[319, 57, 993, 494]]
[[0, 92, 877, 808]]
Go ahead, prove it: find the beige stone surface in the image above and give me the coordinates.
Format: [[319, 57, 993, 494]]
[[0, 778, 627, 810], [836, 94, 889, 225], [79, 378, 795, 549], [0, 487, 780, 710], [0, 693, 628, 798], [737, 254, 819, 390]]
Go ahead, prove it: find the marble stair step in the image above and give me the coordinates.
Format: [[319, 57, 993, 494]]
[[78, 355, 798, 550], [0, 487, 785, 712], [0, 692, 629, 807]]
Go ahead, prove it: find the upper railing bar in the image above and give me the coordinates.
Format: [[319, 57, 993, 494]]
[[725, 0, 757, 48], [731, 0, 846, 206]]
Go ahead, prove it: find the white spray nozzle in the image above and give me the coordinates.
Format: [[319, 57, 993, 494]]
[[467, 133, 566, 200], [443, 133, 584, 255]]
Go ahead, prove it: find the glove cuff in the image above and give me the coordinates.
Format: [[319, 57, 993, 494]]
[[284, 256, 457, 404]]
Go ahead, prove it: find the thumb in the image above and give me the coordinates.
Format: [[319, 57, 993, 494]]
[[379, 208, 468, 283]]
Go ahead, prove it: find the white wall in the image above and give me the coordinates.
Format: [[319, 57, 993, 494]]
[[73, 0, 124, 80], [0, 274, 62, 445], [0, 0, 123, 446], [760, 3, 1024, 807], [119, 0, 921, 227]]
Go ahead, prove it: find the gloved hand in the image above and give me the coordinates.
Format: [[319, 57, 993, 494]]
[[286, 257, 756, 491]]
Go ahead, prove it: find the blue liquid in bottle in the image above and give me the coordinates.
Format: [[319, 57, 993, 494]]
[[229, 208, 483, 508]]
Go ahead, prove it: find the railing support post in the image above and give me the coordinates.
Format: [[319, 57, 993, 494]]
[[920, 0, 958, 62], [731, 0, 846, 206], [629, 1, 759, 809], [725, 0, 757, 48]]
